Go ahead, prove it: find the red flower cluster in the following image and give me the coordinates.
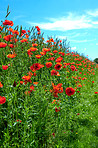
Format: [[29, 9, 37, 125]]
[[30, 63, 44, 72], [50, 82, 63, 97]]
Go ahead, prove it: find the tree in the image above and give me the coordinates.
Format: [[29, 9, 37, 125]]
[[94, 58, 98, 64]]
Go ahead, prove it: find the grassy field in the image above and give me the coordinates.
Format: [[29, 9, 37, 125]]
[[0, 10, 98, 148]]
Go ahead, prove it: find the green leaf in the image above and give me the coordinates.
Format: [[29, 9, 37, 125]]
[[19, 25, 22, 37], [7, 5, 9, 14], [5, 11, 10, 18]]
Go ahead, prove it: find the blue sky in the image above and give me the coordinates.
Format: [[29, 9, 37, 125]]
[[0, 0, 98, 61]]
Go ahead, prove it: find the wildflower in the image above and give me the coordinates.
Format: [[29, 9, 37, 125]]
[[42, 48, 51, 52], [51, 70, 58, 76], [30, 85, 35, 91], [7, 54, 16, 58], [0, 42, 7, 48], [22, 75, 31, 81], [20, 38, 28, 43], [12, 30, 19, 35], [92, 81, 94, 83], [0, 82, 3, 88], [33, 82, 38, 85], [7, 27, 13, 32], [55, 56, 63, 62], [65, 87, 75, 96], [53, 50, 58, 53], [8, 44, 14, 48], [52, 100, 56, 104], [94, 92, 98, 94], [46, 62, 52, 68], [77, 113, 80, 115], [55, 107, 60, 112], [2, 65, 8, 70], [52, 132, 55, 137], [0, 26, 3, 30], [71, 65, 76, 71], [35, 54, 41, 59], [78, 84, 82, 87], [54, 63, 62, 70], [36, 26, 40, 32], [13, 81, 17, 87], [22, 30, 27, 34], [30, 47, 38, 51], [47, 57, 55, 61], [3, 35, 13, 41], [32, 43, 38, 47], [3, 20, 14, 26], [0, 96, 6, 104], [30, 63, 44, 72]]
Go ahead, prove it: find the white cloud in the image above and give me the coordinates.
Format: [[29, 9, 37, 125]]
[[86, 10, 98, 17], [13, 15, 25, 21], [92, 21, 98, 25], [96, 43, 98, 45], [71, 47, 76, 50], [70, 39, 96, 43], [84, 48, 87, 50], [27, 10, 98, 31], [56, 35, 67, 39]]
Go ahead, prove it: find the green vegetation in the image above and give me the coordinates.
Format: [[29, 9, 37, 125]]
[[94, 58, 98, 64]]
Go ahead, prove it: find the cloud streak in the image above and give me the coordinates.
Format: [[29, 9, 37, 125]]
[[27, 9, 98, 31]]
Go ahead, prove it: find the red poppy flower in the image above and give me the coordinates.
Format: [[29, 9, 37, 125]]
[[7, 54, 16, 58], [94, 92, 98, 94], [13, 81, 16, 87], [65, 87, 75, 96], [3, 35, 13, 42], [0, 42, 7, 48], [20, 38, 28, 43], [71, 65, 76, 71], [0, 96, 6, 104], [47, 57, 55, 61], [53, 50, 58, 53], [55, 107, 60, 112], [52, 132, 55, 137], [22, 75, 31, 81], [22, 30, 27, 34], [35, 55, 41, 59], [54, 63, 62, 70], [30, 85, 35, 91], [55, 56, 63, 62], [30, 47, 38, 51], [46, 62, 52, 68], [2, 65, 8, 70], [32, 43, 38, 47], [51, 70, 58, 76], [0, 82, 3, 88], [3, 20, 14, 26], [30, 63, 44, 72], [0, 26, 3, 30], [12, 30, 19, 35], [36, 26, 40, 32]]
